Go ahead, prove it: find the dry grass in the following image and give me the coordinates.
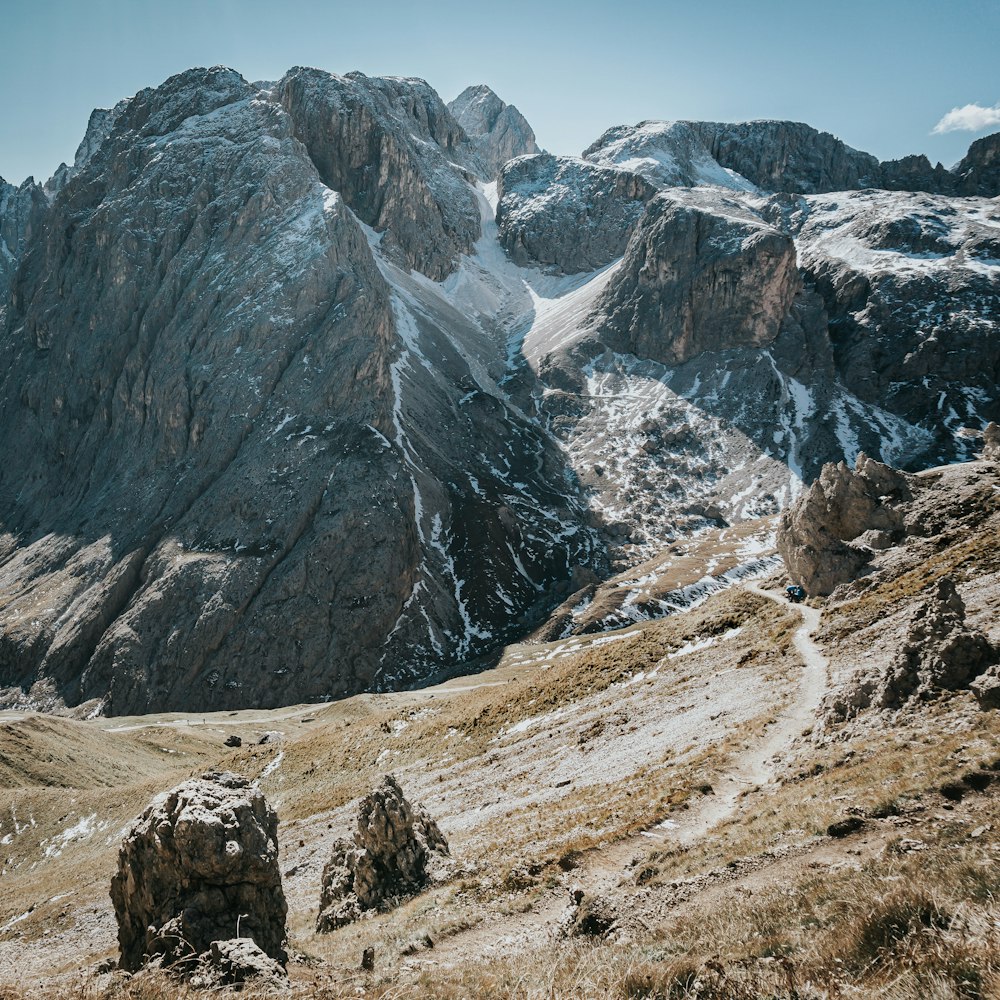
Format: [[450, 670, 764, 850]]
[[6, 466, 999, 1000]]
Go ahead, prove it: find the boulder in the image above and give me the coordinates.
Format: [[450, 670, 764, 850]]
[[110, 770, 287, 973], [193, 938, 288, 989], [876, 578, 998, 708], [983, 422, 1000, 461], [971, 666, 1000, 710], [593, 189, 800, 365], [777, 453, 910, 595], [316, 775, 448, 931]]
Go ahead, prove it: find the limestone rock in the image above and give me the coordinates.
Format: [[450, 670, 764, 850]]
[[593, 189, 800, 365], [795, 190, 1000, 452], [278, 67, 480, 280], [448, 84, 539, 179], [877, 578, 997, 708], [193, 938, 288, 989], [496, 154, 656, 273], [879, 153, 955, 196], [777, 453, 910, 596], [43, 99, 130, 198], [584, 118, 999, 198], [953, 132, 1000, 197], [0, 66, 415, 714], [688, 120, 881, 194], [582, 120, 758, 191], [983, 422, 1000, 461], [0, 65, 600, 716], [971, 666, 1000, 710], [583, 119, 880, 194], [0, 176, 47, 310], [110, 770, 287, 973], [316, 775, 448, 931]]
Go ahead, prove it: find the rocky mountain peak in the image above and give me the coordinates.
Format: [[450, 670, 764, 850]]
[[448, 83, 539, 178], [0, 175, 46, 313], [955, 131, 1000, 196], [278, 65, 481, 279]]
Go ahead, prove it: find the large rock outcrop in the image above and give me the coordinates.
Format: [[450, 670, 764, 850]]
[[777, 453, 911, 596], [825, 577, 999, 720], [582, 120, 758, 191], [496, 154, 656, 273], [584, 118, 1000, 199], [448, 84, 539, 179], [592, 189, 800, 364], [583, 119, 879, 194], [277, 67, 480, 281], [688, 120, 881, 194], [110, 770, 287, 974], [876, 578, 997, 708], [953, 132, 1000, 197], [0, 66, 417, 714], [317, 775, 448, 931], [983, 422, 1000, 461], [795, 190, 1000, 458], [0, 176, 47, 311]]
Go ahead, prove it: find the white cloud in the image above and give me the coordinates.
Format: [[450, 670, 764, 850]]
[[932, 102, 1000, 134]]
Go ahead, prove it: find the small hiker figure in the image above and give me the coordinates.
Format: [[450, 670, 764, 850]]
[[785, 584, 806, 603]]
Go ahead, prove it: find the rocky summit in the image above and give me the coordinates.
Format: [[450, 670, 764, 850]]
[[0, 65, 997, 718]]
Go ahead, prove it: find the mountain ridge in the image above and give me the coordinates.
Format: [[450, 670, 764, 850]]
[[0, 64, 996, 715]]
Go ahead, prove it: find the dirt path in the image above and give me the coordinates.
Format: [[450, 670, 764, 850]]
[[647, 584, 826, 848], [426, 585, 828, 967]]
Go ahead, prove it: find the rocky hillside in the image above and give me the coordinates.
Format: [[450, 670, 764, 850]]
[[0, 64, 997, 716], [1, 454, 999, 999]]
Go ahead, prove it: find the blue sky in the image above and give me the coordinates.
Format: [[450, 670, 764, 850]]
[[1, 0, 998, 184]]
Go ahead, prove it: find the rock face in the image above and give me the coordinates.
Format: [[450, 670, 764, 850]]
[[448, 84, 539, 179], [583, 119, 879, 194], [582, 120, 758, 191], [0, 67, 413, 714], [953, 132, 1000, 197], [593, 189, 800, 364], [0, 65, 597, 715], [585, 119, 1000, 198], [317, 775, 448, 931], [982, 422, 1000, 460], [278, 67, 480, 281], [876, 578, 997, 708], [796, 190, 1000, 457], [0, 177, 46, 311], [496, 154, 656, 273], [43, 99, 130, 198], [110, 770, 287, 973], [777, 454, 911, 596], [688, 120, 881, 194]]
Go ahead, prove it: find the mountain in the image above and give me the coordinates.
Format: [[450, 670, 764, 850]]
[[0, 175, 46, 310], [447, 84, 539, 179], [583, 117, 1000, 197], [0, 65, 997, 716]]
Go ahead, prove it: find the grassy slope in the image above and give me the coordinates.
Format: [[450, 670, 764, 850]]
[[2, 463, 1000, 998]]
